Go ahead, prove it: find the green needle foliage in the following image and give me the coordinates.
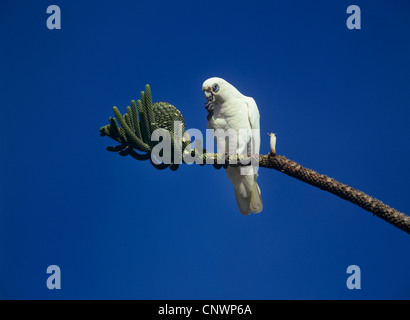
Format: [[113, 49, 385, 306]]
[[100, 84, 187, 170]]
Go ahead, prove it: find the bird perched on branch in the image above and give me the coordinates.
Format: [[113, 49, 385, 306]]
[[202, 77, 263, 215]]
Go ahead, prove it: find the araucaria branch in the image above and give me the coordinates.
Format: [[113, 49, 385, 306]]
[[100, 85, 410, 235]]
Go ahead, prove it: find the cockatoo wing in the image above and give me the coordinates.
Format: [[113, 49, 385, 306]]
[[245, 96, 261, 155], [245, 96, 263, 214]]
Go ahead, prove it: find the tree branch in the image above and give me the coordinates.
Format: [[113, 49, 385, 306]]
[[189, 148, 410, 234], [258, 152, 410, 234]]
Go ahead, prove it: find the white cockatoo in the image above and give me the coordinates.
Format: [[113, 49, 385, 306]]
[[202, 77, 263, 215]]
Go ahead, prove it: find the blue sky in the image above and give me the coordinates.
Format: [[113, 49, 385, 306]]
[[1, 0, 409, 299]]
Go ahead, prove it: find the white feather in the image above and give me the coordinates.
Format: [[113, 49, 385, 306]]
[[202, 77, 263, 215]]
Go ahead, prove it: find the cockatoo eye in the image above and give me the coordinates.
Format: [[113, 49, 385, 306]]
[[212, 84, 220, 93]]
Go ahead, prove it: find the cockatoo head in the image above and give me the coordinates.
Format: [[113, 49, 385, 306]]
[[202, 77, 241, 120], [202, 77, 239, 105]]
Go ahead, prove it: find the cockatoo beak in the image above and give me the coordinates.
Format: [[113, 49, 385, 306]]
[[203, 90, 213, 101], [203, 87, 216, 117], [203, 88, 216, 102]]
